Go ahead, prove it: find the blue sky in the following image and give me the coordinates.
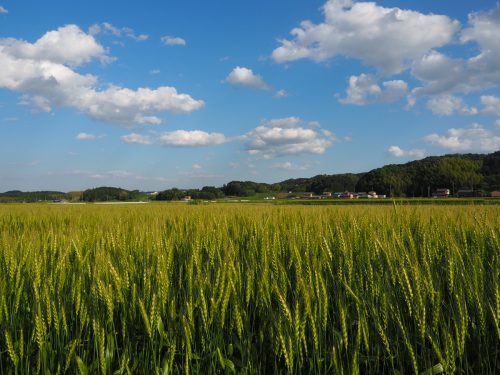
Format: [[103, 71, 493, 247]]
[[1, 0, 500, 191]]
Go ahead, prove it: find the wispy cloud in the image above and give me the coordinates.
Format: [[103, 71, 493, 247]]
[[275, 89, 287, 98], [89, 22, 148, 41], [271, 161, 313, 171], [161, 36, 186, 46], [76, 132, 96, 140]]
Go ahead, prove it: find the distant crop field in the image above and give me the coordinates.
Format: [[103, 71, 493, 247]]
[[0, 204, 498, 374]]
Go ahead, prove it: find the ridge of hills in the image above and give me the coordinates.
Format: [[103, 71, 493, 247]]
[[1, 151, 499, 202]]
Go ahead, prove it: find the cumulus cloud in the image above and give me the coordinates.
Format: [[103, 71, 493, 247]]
[[120, 133, 152, 145], [460, 5, 500, 54], [272, 0, 458, 74], [159, 130, 227, 147], [480, 95, 500, 116], [410, 5, 500, 103], [76, 132, 96, 140], [387, 146, 425, 158], [161, 36, 186, 46], [495, 119, 500, 129], [80, 86, 202, 125], [424, 123, 500, 152], [243, 117, 335, 159], [0, 25, 204, 126], [225, 66, 270, 90], [426, 94, 477, 116], [340, 74, 407, 105], [265, 117, 301, 128], [0, 6, 8, 13], [1, 25, 109, 66], [89, 22, 148, 41]]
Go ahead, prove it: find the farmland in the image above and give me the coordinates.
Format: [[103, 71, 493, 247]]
[[0, 204, 499, 374]]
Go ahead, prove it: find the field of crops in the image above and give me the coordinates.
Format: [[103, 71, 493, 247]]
[[0, 204, 498, 374]]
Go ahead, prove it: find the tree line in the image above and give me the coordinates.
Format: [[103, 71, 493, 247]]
[[2, 151, 499, 201], [156, 151, 500, 199]]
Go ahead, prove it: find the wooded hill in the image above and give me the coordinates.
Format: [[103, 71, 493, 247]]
[[218, 151, 500, 197]]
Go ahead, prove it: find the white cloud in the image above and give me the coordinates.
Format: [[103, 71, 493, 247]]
[[150, 69, 161, 75], [76, 132, 96, 140], [265, 117, 301, 128], [387, 146, 425, 158], [120, 133, 152, 145], [1, 24, 109, 67], [460, 5, 500, 55], [159, 130, 227, 147], [244, 117, 335, 159], [0, 6, 8, 14], [410, 5, 500, 103], [340, 73, 407, 105], [272, 161, 312, 171], [0, 25, 205, 126], [272, 0, 459, 74], [88, 170, 133, 179], [80, 86, 204, 125], [161, 36, 186, 46], [424, 123, 500, 152], [90, 22, 148, 41], [121, 130, 227, 147], [495, 119, 500, 129], [225, 66, 270, 90], [275, 89, 287, 98], [426, 94, 477, 116], [480, 95, 500, 116], [192, 164, 202, 170]]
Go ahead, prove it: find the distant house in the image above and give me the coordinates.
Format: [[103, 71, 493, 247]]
[[181, 196, 192, 201], [356, 191, 378, 198], [432, 188, 450, 197], [322, 192, 332, 197], [339, 192, 355, 199], [491, 191, 500, 198], [457, 189, 483, 197]]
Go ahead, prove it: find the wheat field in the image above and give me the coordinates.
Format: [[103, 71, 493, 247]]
[[0, 203, 498, 374]]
